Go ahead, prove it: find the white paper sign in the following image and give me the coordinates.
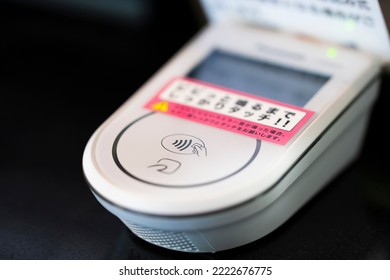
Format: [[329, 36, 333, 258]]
[[200, 0, 390, 60]]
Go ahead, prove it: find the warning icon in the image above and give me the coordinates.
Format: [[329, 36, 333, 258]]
[[151, 101, 169, 112]]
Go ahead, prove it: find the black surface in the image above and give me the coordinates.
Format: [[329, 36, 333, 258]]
[[1, 1, 389, 260]]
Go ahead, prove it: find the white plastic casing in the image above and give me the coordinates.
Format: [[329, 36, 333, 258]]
[[82, 23, 381, 252]]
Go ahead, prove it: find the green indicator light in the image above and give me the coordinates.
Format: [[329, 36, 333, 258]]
[[345, 19, 357, 31], [327, 47, 338, 58]]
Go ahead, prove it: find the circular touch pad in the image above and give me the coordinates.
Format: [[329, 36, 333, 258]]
[[113, 113, 260, 187]]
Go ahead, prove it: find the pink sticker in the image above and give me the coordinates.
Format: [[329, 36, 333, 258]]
[[144, 77, 314, 145]]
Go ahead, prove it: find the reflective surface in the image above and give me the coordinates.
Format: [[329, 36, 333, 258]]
[[188, 49, 330, 107], [0, 0, 389, 259]]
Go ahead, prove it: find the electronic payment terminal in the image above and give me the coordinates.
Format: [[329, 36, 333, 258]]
[[82, 0, 390, 252]]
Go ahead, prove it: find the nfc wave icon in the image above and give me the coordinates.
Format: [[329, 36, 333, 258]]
[[161, 134, 207, 156], [172, 139, 193, 151]]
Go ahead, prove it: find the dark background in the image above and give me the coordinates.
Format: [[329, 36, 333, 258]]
[[0, 0, 389, 259]]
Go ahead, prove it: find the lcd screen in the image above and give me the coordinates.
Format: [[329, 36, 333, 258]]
[[187, 49, 330, 107]]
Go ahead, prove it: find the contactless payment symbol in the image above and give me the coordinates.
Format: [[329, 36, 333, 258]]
[[161, 134, 207, 157]]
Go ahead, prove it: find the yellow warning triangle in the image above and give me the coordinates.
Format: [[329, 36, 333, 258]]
[[151, 101, 169, 112]]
